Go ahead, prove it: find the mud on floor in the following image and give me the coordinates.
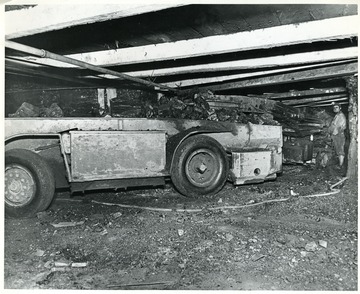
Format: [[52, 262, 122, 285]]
[[4, 164, 358, 290]]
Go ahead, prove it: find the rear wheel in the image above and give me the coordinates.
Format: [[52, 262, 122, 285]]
[[5, 149, 55, 218], [171, 135, 229, 197]]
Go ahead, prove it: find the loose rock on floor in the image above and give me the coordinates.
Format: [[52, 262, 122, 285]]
[[4, 164, 357, 290]]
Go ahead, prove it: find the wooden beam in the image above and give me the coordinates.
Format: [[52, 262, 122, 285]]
[[282, 94, 348, 105], [5, 4, 186, 39], [293, 97, 349, 108], [311, 97, 348, 104], [98, 47, 358, 78], [80, 60, 353, 88], [307, 101, 348, 107], [249, 87, 348, 100], [8, 15, 358, 68], [198, 61, 358, 92], [5, 60, 95, 86], [162, 60, 352, 88], [16, 47, 358, 79], [5, 40, 177, 93]]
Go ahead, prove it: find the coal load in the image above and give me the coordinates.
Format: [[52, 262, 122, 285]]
[[141, 90, 280, 126]]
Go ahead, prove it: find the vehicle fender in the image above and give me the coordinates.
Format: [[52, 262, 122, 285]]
[[166, 126, 232, 171], [5, 134, 69, 188]]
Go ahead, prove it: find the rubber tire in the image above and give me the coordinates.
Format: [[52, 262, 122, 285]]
[[171, 135, 229, 197], [5, 149, 55, 218]]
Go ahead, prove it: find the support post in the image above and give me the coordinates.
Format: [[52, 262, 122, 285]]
[[97, 89, 105, 115], [106, 88, 117, 115], [345, 76, 358, 181]]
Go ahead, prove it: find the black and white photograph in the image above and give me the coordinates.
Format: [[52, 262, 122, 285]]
[[2, 0, 358, 290]]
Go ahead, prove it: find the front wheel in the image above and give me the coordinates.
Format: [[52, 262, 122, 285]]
[[171, 135, 229, 197], [5, 149, 55, 218]]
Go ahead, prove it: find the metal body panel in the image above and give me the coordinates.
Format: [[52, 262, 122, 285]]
[[5, 137, 60, 151], [121, 118, 240, 136], [5, 118, 122, 139], [5, 137, 69, 188], [208, 124, 282, 150], [5, 118, 282, 188], [230, 151, 273, 185], [70, 131, 166, 181], [5, 118, 282, 148]]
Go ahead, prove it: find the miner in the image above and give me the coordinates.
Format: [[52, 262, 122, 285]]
[[328, 103, 347, 169]]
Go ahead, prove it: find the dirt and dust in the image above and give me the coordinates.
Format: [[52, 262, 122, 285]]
[[4, 164, 357, 290]]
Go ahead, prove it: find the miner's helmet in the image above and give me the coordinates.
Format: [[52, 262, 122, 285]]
[[332, 102, 341, 109]]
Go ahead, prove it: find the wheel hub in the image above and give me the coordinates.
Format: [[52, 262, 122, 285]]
[[9, 179, 22, 193], [5, 165, 35, 206], [197, 162, 207, 174], [185, 149, 220, 187]]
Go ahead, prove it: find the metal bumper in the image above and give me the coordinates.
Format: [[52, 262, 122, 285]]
[[230, 151, 277, 185]]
